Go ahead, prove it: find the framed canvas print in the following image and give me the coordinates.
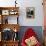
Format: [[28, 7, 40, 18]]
[[2, 10, 9, 15], [26, 7, 35, 18]]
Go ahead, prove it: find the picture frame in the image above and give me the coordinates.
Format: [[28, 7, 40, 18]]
[[26, 7, 35, 18], [2, 10, 9, 15], [9, 10, 18, 15]]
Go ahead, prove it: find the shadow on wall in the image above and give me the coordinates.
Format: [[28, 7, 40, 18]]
[[18, 26, 43, 44]]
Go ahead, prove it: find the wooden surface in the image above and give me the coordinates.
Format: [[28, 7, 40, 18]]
[[0, 7, 19, 24], [43, 0, 46, 46], [43, 0, 46, 26], [0, 7, 19, 15], [0, 41, 19, 46], [0, 7, 20, 31], [0, 24, 20, 32], [0, 7, 19, 10], [0, 41, 2, 46], [0, 7, 20, 46]]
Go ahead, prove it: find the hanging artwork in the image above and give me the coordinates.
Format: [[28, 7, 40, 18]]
[[2, 10, 9, 15], [26, 7, 35, 18]]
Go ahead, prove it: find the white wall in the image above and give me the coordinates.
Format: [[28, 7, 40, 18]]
[[18, 0, 44, 26], [0, 0, 44, 26]]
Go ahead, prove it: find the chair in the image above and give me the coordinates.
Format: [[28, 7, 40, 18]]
[[21, 28, 41, 46]]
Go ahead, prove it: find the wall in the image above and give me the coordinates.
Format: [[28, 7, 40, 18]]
[[0, 0, 44, 26], [18, 0, 44, 26], [18, 26, 43, 44]]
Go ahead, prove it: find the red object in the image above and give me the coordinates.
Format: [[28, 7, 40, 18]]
[[21, 28, 41, 46]]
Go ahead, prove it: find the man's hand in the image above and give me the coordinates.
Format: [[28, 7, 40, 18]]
[[25, 36, 38, 46]]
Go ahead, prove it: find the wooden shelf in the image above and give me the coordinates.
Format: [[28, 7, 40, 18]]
[[0, 24, 20, 32], [0, 7, 20, 46], [0, 40, 19, 46], [0, 7, 19, 10], [2, 40, 19, 42]]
